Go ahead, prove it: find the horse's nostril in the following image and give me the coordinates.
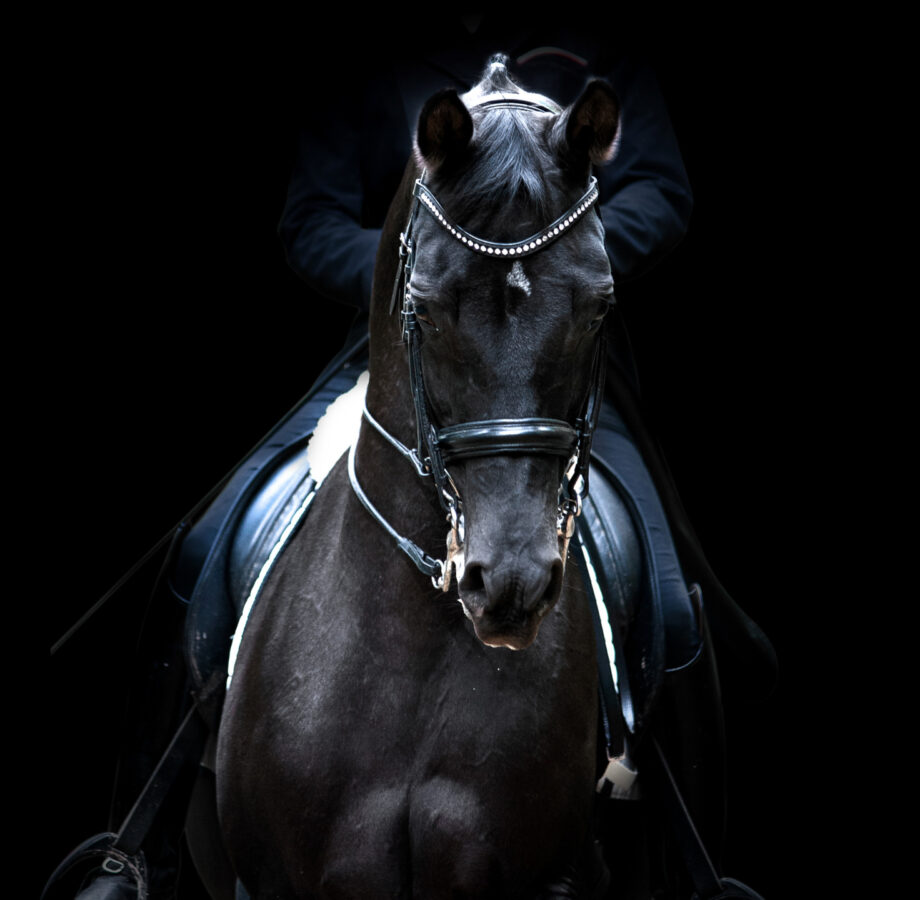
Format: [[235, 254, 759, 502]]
[[460, 553, 562, 616], [459, 563, 485, 596]]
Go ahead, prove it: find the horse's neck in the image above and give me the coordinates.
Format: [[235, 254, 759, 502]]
[[355, 357, 445, 547], [363, 332, 417, 465]]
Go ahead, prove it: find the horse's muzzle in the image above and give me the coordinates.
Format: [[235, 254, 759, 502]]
[[458, 549, 564, 650]]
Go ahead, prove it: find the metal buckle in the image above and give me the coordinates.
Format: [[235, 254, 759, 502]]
[[409, 448, 430, 478], [401, 292, 415, 342], [596, 752, 640, 799], [557, 488, 581, 563], [558, 501, 578, 537]]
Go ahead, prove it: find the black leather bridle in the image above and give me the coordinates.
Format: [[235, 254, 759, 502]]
[[350, 95, 608, 589]]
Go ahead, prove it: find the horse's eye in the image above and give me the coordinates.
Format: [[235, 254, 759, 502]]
[[587, 291, 615, 332], [587, 308, 608, 332], [414, 302, 439, 330]]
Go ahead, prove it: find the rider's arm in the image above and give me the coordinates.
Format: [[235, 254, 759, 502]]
[[597, 57, 694, 283], [278, 112, 382, 314]]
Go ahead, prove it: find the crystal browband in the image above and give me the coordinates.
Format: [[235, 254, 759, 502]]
[[413, 176, 599, 258]]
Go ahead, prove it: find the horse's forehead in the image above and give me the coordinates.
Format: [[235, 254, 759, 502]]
[[413, 214, 610, 307]]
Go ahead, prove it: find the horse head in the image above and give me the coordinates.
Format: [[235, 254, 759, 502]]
[[370, 57, 620, 650]]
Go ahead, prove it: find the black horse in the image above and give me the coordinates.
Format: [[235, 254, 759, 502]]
[[215, 60, 753, 898], [45, 57, 771, 900]]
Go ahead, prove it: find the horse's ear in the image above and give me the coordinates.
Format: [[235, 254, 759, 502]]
[[415, 89, 474, 171], [554, 79, 620, 171]]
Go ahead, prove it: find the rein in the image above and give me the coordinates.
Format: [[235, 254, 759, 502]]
[[352, 97, 607, 590]]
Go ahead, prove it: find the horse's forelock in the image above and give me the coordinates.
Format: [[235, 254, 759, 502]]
[[442, 107, 558, 225], [423, 56, 565, 228]]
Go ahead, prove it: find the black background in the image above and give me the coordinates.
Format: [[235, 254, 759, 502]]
[[41, 10, 860, 898]]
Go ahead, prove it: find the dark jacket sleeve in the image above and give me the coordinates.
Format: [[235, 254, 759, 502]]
[[597, 58, 693, 283], [278, 106, 382, 314]]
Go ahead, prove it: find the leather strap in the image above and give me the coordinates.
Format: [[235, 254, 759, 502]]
[[347, 439, 445, 583], [649, 738, 764, 898], [112, 668, 224, 857], [437, 418, 577, 463], [650, 736, 724, 897], [403, 302, 460, 517], [112, 704, 207, 858], [466, 93, 563, 115]]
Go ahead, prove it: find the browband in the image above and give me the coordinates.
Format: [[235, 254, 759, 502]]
[[413, 177, 599, 258]]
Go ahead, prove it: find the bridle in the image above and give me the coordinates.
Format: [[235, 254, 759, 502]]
[[349, 94, 608, 590]]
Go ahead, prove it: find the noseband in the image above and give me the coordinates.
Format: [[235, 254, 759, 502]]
[[350, 97, 607, 589]]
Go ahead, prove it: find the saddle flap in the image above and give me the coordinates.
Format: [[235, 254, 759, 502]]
[[181, 439, 315, 697]]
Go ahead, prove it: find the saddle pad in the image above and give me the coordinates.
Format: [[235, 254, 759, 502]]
[[225, 374, 370, 686], [180, 364, 368, 700]]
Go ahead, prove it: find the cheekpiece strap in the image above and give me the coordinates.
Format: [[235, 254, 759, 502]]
[[413, 177, 599, 258]]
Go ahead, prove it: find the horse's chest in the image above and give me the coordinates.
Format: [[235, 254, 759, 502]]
[[221, 605, 595, 897], [316, 771, 584, 898], [294, 667, 594, 897], [285, 623, 587, 793], [218, 509, 597, 896]]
